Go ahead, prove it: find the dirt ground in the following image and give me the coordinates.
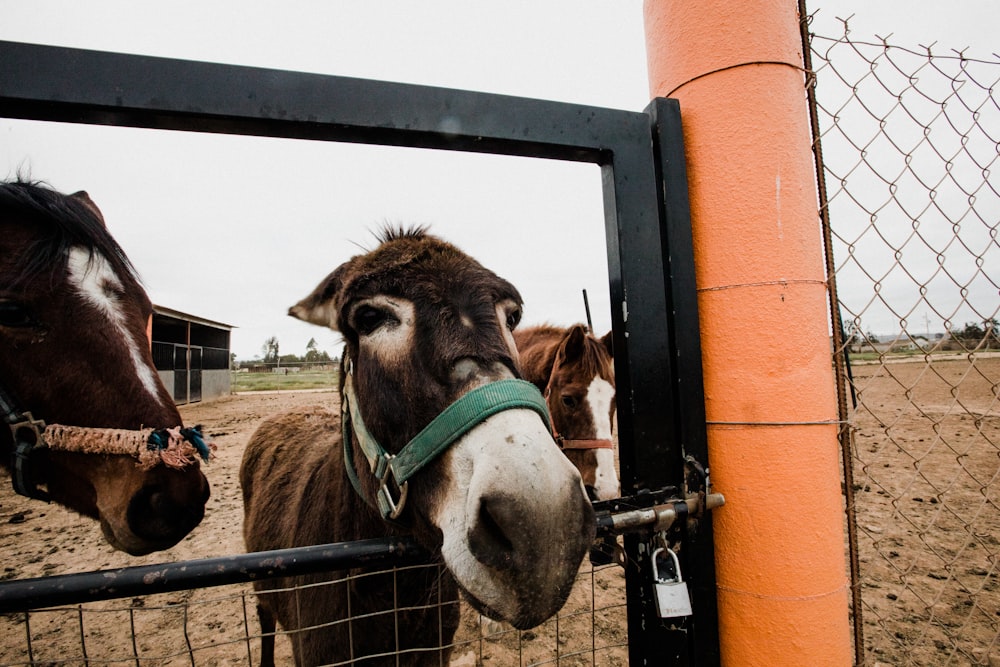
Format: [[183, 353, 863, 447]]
[[848, 355, 1000, 666], [1, 355, 997, 665]]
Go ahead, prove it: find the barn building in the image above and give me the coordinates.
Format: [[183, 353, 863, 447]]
[[150, 306, 233, 404]]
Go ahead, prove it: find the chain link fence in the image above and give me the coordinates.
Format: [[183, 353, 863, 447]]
[[808, 18, 1000, 666]]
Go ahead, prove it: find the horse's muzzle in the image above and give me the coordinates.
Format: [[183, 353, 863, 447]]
[[124, 470, 210, 553]]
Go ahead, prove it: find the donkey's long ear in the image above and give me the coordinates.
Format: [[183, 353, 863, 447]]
[[70, 191, 107, 227], [600, 330, 614, 358], [288, 265, 348, 331]]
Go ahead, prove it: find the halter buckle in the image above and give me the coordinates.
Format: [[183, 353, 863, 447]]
[[375, 454, 409, 521], [9, 412, 46, 450], [9, 412, 50, 501]]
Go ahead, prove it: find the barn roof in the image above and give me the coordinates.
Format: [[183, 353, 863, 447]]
[[153, 305, 235, 331]]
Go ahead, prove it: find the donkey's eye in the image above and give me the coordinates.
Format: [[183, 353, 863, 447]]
[[561, 394, 578, 409], [0, 300, 35, 328], [505, 308, 522, 331], [353, 306, 390, 336]]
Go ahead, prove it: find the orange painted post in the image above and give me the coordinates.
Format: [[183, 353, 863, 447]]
[[643, 1, 852, 665]]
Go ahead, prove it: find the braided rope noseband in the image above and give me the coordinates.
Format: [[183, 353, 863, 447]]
[[2, 380, 214, 500], [46, 424, 215, 469]]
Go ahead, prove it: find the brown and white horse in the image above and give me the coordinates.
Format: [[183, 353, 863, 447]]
[[515, 323, 619, 501], [0, 179, 210, 556], [241, 227, 595, 666]]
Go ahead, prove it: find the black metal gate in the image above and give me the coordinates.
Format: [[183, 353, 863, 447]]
[[0, 40, 717, 665]]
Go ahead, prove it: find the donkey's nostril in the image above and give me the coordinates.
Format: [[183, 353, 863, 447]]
[[467, 495, 519, 570]]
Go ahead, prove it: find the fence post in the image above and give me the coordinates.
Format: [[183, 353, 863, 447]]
[[643, 1, 853, 665]]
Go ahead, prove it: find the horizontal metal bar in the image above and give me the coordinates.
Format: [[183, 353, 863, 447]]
[[595, 493, 725, 536], [0, 536, 428, 614], [0, 40, 647, 164]]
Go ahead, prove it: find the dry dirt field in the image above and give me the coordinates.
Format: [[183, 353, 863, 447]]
[[849, 355, 1000, 666], [1, 355, 996, 665]]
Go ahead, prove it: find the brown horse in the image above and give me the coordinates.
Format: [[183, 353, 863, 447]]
[[514, 323, 619, 501], [0, 179, 210, 556], [241, 227, 595, 666]]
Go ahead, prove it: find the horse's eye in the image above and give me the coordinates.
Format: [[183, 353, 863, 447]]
[[0, 301, 35, 328], [353, 306, 389, 336], [561, 394, 578, 409], [506, 308, 522, 331]]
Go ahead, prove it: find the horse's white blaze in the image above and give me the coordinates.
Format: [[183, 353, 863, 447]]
[[586, 376, 619, 500], [432, 409, 586, 621], [593, 448, 619, 500], [66, 247, 163, 406]]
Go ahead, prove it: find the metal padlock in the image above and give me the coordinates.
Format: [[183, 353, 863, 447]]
[[651, 547, 692, 618]]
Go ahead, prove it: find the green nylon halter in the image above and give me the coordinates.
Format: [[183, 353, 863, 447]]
[[342, 372, 552, 521]]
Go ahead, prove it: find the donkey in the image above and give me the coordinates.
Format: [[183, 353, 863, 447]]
[[0, 179, 211, 555], [241, 227, 596, 666], [514, 323, 619, 501]]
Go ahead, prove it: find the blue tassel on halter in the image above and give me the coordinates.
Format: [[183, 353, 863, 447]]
[[146, 427, 211, 463], [180, 426, 212, 462], [146, 429, 170, 451]]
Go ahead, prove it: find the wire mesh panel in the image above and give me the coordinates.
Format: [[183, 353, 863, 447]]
[[809, 20, 1000, 666], [0, 561, 627, 666]]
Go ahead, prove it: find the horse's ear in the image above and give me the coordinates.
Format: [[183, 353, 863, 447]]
[[288, 267, 346, 331], [600, 330, 614, 358], [70, 191, 107, 227], [559, 324, 588, 362]]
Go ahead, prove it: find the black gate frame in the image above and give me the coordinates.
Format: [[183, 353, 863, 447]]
[[0, 40, 717, 665]]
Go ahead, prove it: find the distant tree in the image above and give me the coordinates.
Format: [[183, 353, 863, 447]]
[[989, 318, 1000, 349], [959, 318, 1000, 348], [860, 330, 880, 351], [262, 336, 280, 363], [958, 321, 985, 341], [843, 321, 865, 351], [304, 337, 332, 363], [230, 352, 238, 370]]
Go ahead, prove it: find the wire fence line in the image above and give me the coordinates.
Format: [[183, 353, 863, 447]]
[[808, 18, 1000, 666], [0, 560, 628, 666]]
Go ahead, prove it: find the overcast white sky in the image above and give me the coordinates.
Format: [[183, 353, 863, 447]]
[[1, 1, 996, 359]]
